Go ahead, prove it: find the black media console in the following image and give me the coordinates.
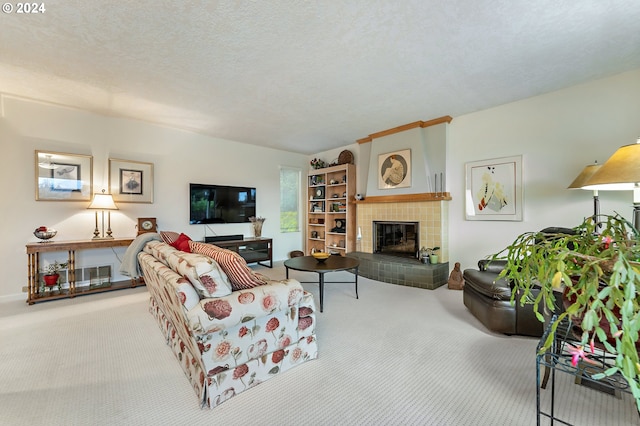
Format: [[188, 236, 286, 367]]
[[204, 236, 273, 268], [205, 234, 244, 243]]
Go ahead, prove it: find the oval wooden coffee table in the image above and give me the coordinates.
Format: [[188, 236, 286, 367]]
[[283, 255, 359, 312]]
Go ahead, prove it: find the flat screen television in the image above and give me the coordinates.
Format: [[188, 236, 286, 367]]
[[189, 183, 256, 224]]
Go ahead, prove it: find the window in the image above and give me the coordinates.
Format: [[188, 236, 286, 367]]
[[280, 166, 301, 232]]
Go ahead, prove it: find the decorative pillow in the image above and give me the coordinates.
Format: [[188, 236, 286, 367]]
[[189, 241, 267, 290], [170, 233, 192, 252], [160, 231, 180, 245], [175, 276, 200, 311], [188, 241, 222, 257], [165, 250, 232, 298]]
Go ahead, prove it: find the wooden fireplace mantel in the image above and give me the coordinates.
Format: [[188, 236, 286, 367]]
[[355, 192, 451, 204]]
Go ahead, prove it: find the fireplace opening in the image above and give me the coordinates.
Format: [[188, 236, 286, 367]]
[[373, 221, 419, 258]]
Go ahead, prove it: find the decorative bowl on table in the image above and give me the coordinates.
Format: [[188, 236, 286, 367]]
[[312, 252, 330, 263], [34, 229, 57, 242]]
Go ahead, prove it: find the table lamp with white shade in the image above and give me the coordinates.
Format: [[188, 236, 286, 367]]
[[87, 189, 118, 239]]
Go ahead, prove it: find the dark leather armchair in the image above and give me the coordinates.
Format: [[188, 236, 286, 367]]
[[462, 227, 576, 337], [463, 259, 544, 337]]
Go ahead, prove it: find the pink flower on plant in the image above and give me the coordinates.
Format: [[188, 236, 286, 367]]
[[238, 326, 249, 338], [566, 343, 599, 367]]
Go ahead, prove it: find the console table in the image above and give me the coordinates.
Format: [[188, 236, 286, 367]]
[[211, 237, 273, 268], [26, 238, 137, 305]]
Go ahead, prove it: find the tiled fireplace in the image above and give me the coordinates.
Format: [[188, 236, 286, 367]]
[[350, 195, 450, 289]]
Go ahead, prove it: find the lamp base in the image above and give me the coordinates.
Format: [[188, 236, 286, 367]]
[[633, 204, 640, 233]]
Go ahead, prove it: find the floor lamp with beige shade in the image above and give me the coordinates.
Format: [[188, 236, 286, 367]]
[[583, 139, 640, 231]]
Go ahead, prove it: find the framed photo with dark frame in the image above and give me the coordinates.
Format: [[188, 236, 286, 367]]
[[35, 150, 93, 201], [119, 168, 143, 195], [465, 155, 523, 221], [109, 158, 154, 203]]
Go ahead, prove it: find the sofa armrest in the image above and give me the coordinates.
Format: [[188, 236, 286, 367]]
[[478, 259, 507, 274], [186, 278, 306, 335]]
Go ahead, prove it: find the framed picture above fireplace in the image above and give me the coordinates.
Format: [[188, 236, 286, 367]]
[[465, 155, 523, 221], [378, 149, 411, 189]]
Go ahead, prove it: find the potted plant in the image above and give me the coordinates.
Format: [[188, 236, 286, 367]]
[[491, 214, 640, 410], [42, 260, 68, 287], [419, 247, 440, 264]]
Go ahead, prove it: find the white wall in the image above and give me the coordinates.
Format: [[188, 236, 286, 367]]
[[1, 96, 308, 300], [448, 69, 637, 271]]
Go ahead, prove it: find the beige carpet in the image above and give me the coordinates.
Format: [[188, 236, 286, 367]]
[[0, 263, 637, 425]]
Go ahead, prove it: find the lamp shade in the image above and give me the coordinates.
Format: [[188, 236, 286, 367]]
[[583, 142, 640, 190], [568, 163, 601, 189], [88, 191, 118, 210]]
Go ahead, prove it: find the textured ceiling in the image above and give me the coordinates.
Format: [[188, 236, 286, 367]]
[[1, 1, 639, 154]]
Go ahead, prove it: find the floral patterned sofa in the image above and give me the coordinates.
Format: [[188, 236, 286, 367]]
[[137, 239, 318, 408]]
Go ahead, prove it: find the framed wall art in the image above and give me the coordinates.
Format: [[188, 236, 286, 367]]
[[35, 150, 93, 201], [108, 158, 154, 203], [465, 155, 523, 221], [378, 149, 411, 189]]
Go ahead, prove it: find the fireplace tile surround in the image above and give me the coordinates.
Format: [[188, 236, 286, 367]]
[[356, 199, 448, 261], [354, 196, 450, 289]]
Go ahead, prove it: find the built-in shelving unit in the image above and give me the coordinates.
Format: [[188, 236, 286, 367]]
[[306, 163, 356, 256]]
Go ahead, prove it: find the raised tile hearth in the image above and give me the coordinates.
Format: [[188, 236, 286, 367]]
[[349, 252, 448, 289]]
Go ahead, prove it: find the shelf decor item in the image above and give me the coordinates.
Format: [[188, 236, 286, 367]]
[[42, 260, 68, 287], [249, 216, 265, 238], [33, 226, 57, 242], [137, 217, 157, 235], [338, 150, 354, 165], [310, 158, 327, 169], [312, 251, 330, 263], [492, 214, 640, 410]]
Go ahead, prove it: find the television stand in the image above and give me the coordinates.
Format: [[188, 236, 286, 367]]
[[210, 237, 273, 268]]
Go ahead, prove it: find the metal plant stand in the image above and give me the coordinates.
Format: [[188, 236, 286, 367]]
[[536, 315, 638, 425]]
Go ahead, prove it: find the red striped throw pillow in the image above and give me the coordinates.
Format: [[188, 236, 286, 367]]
[[160, 231, 180, 245], [189, 241, 267, 290]]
